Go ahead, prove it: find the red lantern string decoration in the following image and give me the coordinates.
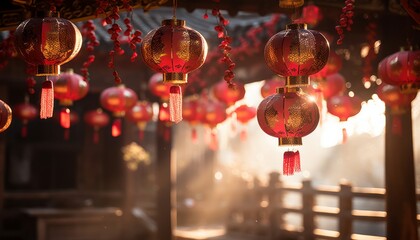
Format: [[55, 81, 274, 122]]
[[377, 84, 417, 135], [0, 100, 12, 133], [213, 79, 245, 107], [257, 88, 319, 176], [50, 69, 89, 130], [326, 94, 362, 143], [84, 108, 110, 144], [126, 101, 153, 141], [261, 76, 286, 98], [203, 100, 227, 151], [361, 23, 377, 85], [265, 23, 329, 87], [141, 18, 208, 123], [100, 85, 138, 137], [234, 104, 256, 141], [80, 20, 99, 81], [13, 97, 38, 137], [378, 50, 420, 93], [183, 96, 205, 142], [14, 13, 82, 119], [335, 0, 355, 45]]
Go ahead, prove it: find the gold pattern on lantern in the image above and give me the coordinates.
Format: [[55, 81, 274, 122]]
[[122, 142, 150, 171], [286, 98, 313, 134], [287, 32, 315, 64], [176, 31, 190, 62]]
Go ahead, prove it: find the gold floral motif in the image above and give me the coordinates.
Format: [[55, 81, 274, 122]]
[[176, 30, 190, 62], [287, 30, 315, 64]]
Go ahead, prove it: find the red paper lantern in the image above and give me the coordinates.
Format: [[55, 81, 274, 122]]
[[100, 85, 138, 137], [311, 51, 342, 79], [0, 100, 12, 133], [126, 101, 154, 141], [257, 88, 319, 175], [183, 96, 206, 142], [234, 104, 257, 140], [141, 19, 208, 123], [302, 4, 322, 26], [14, 15, 82, 119], [261, 76, 286, 98], [213, 80, 246, 106], [378, 50, 420, 92], [50, 69, 89, 129], [327, 94, 362, 142], [13, 100, 38, 137], [84, 108, 110, 143], [321, 73, 347, 99], [203, 100, 227, 150], [265, 23, 329, 87], [149, 73, 171, 101]]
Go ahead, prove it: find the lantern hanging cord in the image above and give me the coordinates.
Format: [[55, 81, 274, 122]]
[[172, 0, 177, 20]]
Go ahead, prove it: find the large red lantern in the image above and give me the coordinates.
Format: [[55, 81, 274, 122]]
[[377, 83, 417, 135], [311, 51, 342, 80], [50, 69, 89, 130], [100, 85, 138, 137], [265, 23, 329, 87], [183, 96, 205, 142], [126, 101, 154, 141], [327, 94, 362, 142], [213, 80, 246, 107], [261, 76, 286, 98], [13, 99, 38, 137], [84, 108, 110, 143], [15, 15, 83, 119], [257, 88, 319, 176], [234, 104, 256, 140], [378, 50, 420, 92], [141, 19, 208, 123], [0, 100, 12, 133]]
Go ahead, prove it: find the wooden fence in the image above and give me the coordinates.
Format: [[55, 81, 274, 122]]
[[226, 172, 420, 240]]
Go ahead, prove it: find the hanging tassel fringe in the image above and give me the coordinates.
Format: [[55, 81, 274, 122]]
[[240, 129, 247, 141], [169, 85, 182, 123], [40, 80, 54, 119], [191, 128, 198, 143], [283, 150, 301, 176], [294, 150, 301, 172], [209, 131, 218, 151], [112, 118, 122, 137], [60, 108, 71, 129], [342, 127, 348, 143]]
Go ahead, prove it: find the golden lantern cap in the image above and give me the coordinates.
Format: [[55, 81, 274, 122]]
[[286, 23, 307, 30], [162, 19, 186, 27]]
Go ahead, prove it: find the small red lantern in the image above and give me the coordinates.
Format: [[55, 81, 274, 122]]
[[311, 51, 342, 80], [321, 73, 347, 99], [261, 76, 286, 98], [327, 94, 362, 142], [0, 100, 12, 133], [234, 104, 256, 140], [378, 50, 420, 92], [377, 83, 417, 135], [50, 69, 89, 130], [141, 19, 208, 123], [13, 98, 38, 137], [15, 15, 83, 119], [265, 23, 329, 87], [183, 96, 205, 142], [213, 80, 246, 107], [257, 88, 319, 176], [100, 85, 138, 137], [203, 100, 227, 150], [149, 73, 171, 102], [84, 108, 110, 143], [302, 4, 323, 26], [126, 101, 154, 141]]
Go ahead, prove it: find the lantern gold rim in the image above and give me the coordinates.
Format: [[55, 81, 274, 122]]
[[162, 19, 186, 27], [37, 65, 60, 76], [163, 73, 188, 84], [286, 76, 309, 87], [0, 101, 12, 133], [286, 23, 307, 30], [278, 137, 302, 146], [59, 99, 73, 106]]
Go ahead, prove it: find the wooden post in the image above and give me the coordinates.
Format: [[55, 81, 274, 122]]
[[385, 107, 418, 240], [268, 172, 281, 240], [338, 180, 352, 240], [156, 119, 175, 240], [302, 179, 314, 240]]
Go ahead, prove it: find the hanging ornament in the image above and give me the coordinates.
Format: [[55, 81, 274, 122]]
[[234, 104, 256, 141], [182, 96, 206, 142], [310, 51, 342, 80], [212, 79, 245, 107], [257, 87, 319, 176], [13, 97, 38, 138], [279, 0, 304, 8], [50, 69, 89, 131], [149, 73, 171, 102], [100, 85, 138, 137], [335, 0, 355, 45], [84, 108, 110, 144], [326, 94, 362, 143], [141, 17, 208, 123], [0, 100, 12, 133], [377, 84, 417, 135], [320, 73, 347, 100], [261, 76, 286, 98], [203, 100, 227, 150], [14, 13, 82, 119], [265, 23, 329, 87], [301, 4, 322, 26], [126, 101, 154, 141], [378, 50, 420, 93]]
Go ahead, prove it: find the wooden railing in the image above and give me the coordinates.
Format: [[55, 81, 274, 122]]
[[226, 172, 420, 240]]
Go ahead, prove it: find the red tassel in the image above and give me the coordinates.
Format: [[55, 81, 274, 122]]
[[209, 131, 218, 151], [60, 108, 71, 129], [191, 128, 198, 143], [391, 115, 402, 135], [342, 127, 348, 143], [112, 118, 122, 137], [40, 80, 54, 119], [139, 129, 144, 142], [169, 85, 182, 123], [240, 129, 247, 141], [283, 151, 295, 176], [64, 129, 70, 140], [21, 124, 28, 138], [93, 130, 99, 144], [294, 150, 301, 173]]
